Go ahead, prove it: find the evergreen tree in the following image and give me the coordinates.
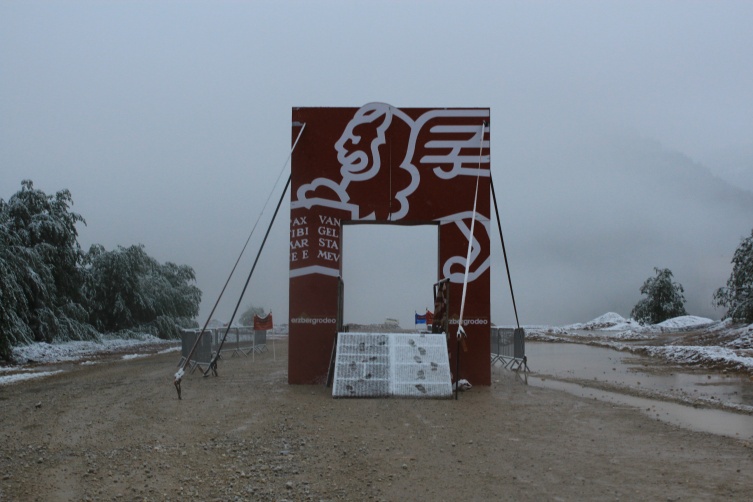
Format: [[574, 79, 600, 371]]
[[713, 228, 753, 323], [631, 267, 687, 325]]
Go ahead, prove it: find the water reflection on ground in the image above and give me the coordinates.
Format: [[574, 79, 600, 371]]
[[519, 342, 753, 440]]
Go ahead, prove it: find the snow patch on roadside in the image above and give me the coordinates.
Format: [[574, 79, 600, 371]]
[[640, 345, 753, 372], [565, 312, 635, 331], [526, 313, 753, 372], [719, 323, 753, 350], [121, 354, 148, 360], [656, 315, 715, 329], [10, 334, 176, 365], [567, 313, 715, 333], [0, 370, 63, 386], [1, 335, 180, 386]]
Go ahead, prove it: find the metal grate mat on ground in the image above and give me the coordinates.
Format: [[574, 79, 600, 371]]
[[332, 332, 452, 398]]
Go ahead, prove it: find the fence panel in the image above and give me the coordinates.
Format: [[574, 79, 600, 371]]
[[490, 327, 527, 370]]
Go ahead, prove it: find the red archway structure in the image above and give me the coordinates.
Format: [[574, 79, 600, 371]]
[[289, 103, 491, 385]]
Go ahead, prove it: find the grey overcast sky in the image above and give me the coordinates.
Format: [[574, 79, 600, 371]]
[[2, 1, 752, 327]]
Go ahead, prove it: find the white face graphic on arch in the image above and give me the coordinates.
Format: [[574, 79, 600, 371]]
[[292, 103, 491, 283]]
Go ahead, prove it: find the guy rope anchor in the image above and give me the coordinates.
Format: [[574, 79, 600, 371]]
[[173, 123, 305, 399]]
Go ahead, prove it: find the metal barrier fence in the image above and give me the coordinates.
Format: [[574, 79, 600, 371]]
[[178, 327, 268, 373], [490, 327, 527, 371]]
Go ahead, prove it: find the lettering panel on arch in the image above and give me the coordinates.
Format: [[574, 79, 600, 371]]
[[289, 104, 491, 385]]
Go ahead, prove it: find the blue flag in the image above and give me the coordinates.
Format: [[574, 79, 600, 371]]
[[415, 312, 427, 324]]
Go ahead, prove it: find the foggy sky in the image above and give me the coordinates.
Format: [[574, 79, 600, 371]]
[[2, 1, 752, 328]]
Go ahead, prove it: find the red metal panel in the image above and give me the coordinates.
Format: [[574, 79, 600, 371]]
[[253, 313, 273, 331], [289, 104, 491, 385]]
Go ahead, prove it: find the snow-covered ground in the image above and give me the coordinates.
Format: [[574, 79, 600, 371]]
[[561, 312, 715, 334], [525, 313, 753, 373], [10, 333, 178, 364], [1, 334, 179, 385], [3, 313, 752, 385]]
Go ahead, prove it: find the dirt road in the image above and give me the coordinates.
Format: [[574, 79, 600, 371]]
[[1, 339, 751, 501]]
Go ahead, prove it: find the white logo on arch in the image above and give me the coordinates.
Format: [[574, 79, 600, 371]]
[[292, 103, 491, 283]]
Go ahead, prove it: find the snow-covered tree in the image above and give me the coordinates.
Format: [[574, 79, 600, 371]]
[[84, 244, 201, 338], [239, 304, 266, 326], [0, 181, 97, 359], [1, 181, 202, 360], [631, 267, 687, 325], [0, 221, 37, 358], [4, 180, 87, 302], [714, 228, 753, 323]]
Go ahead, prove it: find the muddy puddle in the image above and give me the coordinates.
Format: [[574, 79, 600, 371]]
[[522, 342, 753, 440]]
